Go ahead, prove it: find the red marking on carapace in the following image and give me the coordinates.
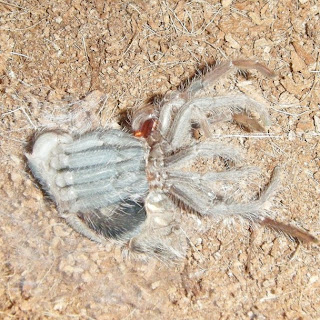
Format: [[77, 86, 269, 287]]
[[134, 118, 156, 138]]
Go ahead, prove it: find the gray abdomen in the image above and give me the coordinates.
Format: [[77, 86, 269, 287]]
[[28, 129, 149, 241]]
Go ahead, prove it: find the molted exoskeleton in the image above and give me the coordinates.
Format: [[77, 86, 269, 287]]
[[27, 60, 318, 260]]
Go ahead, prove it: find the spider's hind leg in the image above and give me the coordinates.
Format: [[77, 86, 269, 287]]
[[166, 167, 280, 221], [167, 167, 318, 244]]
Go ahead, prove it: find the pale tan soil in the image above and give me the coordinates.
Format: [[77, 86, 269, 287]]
[[0, 1, 319, 319]]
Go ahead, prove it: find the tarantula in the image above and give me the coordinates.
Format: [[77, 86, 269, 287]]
[[27, 60, 318, 260]]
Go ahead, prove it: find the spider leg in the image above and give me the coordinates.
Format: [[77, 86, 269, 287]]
[[232, 60, 276, 78], [199, 95, 271, 135], [168, 182, 215, 215], [164, 141, 242, 168], [127, 232, 186, 261], [164, 94, 271, 151], [200, 95, 271, 127], [62, 213, 108, 243], [131, 60, 274, 140], [157, 95, 186, 138], [165, 174, 222, 215], [167, 167, 260, 184], [183, 60, 275, 98], [259, 217, 319, 244], [158, 93, 214, 140], [167, 167, 280, 220], [183, 61, 234, 97]]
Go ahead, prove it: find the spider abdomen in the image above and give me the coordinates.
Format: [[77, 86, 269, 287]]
[[27, 130, 149, 241], [78, 199, 147, 240]]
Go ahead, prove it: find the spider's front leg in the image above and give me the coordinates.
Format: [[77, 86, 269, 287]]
[[179, 60, 275, 98], [164, 94, 272, 151], [132, 60, 275, 152], [158, 60, 274, 139], [27, 130, 149, 243]]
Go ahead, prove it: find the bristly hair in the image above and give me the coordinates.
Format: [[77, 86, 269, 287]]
[[260, 217, 319, 244], [177, 60, 218, 92]]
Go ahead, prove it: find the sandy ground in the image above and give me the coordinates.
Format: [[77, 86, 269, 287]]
[[0, 0, 319, 319]]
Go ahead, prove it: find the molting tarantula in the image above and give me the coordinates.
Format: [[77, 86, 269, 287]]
[[27, 60, 318, 260]]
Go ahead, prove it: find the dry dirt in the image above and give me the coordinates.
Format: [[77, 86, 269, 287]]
[[0, 0, 320, 319]]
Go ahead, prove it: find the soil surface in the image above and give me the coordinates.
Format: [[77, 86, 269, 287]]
[[0, 1, 319, 319]]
